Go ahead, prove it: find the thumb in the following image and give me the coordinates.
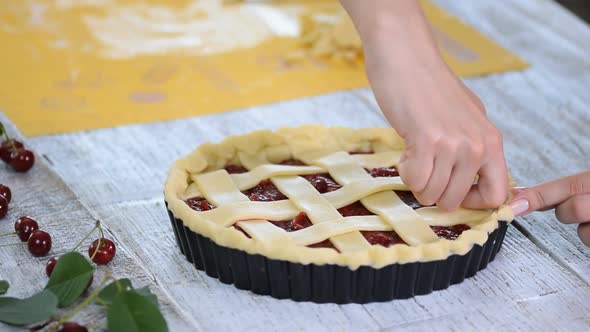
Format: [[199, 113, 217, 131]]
[[509, 171, 590, 216]]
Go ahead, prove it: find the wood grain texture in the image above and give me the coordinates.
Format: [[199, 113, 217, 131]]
[[3, 0, 587, 330], [0, 114, 198, 331], [23, 88, 590, 331]]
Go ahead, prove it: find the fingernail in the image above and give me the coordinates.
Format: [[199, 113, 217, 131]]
[[509, 199, 529, 216]]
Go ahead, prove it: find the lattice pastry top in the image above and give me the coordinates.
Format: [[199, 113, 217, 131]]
[[165, 126, 514, 269]]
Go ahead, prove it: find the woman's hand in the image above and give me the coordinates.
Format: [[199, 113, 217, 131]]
[[341, 0, 508, 210], [510, 171, 590, 247]]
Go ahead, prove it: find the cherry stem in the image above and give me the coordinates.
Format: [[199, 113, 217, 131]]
[[48, 271, 111, 332], [72, 220, 101, 252], [0, 122, 16, 151], [90, 222, 105, 262], [0, 231, 17, 237], [0, 242, 26, 248]]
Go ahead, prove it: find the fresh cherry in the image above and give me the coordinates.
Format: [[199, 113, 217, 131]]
[[58, 322, 88, 332], [0, 140, 23, 163], [46, 257, 58, 277], [14, 216, 39, 242], [10, 149, 35, 172], [88, 238, 116, 265], [27, 230, 52, 257], [0, 196, 7, 219], [0, 184, 11, 203]]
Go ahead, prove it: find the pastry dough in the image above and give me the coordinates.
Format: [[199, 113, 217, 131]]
[[165, 125, 514, 269]]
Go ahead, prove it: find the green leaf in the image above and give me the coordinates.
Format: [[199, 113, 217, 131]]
[[45, 252, 94, 307], [132, 287, 159, 308], [108, 291, 168, 332], [96, 279, 133, 306], [0, 281, 8, 295], [0, 290, 58, 326]]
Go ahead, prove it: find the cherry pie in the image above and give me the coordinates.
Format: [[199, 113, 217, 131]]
[[165, 126, 514, 303]]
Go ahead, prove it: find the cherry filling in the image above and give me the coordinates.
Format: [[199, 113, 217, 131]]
[[361, 231, 406, 247], [244, 179, 287, 201], [431, 224, 471, 240], [368, 167, 399, 177], [185, 197, 214, 211], [225, 164, 248, 174], [183, 157, 471, 248], [270, 212, 313, 232]]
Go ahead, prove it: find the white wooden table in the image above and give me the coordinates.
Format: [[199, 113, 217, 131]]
[[1, 0, 589, 331]]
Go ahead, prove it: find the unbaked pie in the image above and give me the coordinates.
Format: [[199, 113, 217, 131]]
[[165, 126, 514, 303]]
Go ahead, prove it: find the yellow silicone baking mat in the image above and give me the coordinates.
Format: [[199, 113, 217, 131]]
[[0, 0, 527, 136]]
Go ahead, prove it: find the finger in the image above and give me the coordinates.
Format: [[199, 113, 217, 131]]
[[578, 223, 590, 247], [555, 193, 590, 224], [414, 152, 454, 206], [509, 170, 590, 216], [438, 161, 480, 211], [511, 187, 525, 196], [397, 140, 434, 194], [462, 155, 509, 209]]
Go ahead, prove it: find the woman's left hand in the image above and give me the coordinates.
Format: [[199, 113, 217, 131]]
[[510, 170, 590, 246]]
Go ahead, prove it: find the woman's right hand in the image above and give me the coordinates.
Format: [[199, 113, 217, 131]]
[[341, 0, 509, 211]]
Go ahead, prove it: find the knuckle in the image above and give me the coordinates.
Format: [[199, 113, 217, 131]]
[[421, 131, 441, 146], [466, 141, 485, 161], [485, 129, 503, 151], [568, 176, 585, 196], [438, 137, 460, 154]]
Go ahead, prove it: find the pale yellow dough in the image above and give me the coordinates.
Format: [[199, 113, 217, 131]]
[[165, 126, 514, 270]]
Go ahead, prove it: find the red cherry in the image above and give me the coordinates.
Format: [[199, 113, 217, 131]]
[[58, 322, 88, 332], [0, 140, 23, 163], [0, 196, 7, 219], [46, 257, 58, 277], [0, 184, 11, 203], [10, 149, 35, 172], [14, 216, 39, 242], [27, 230, 52, 257], [88, 238, 116, 265]]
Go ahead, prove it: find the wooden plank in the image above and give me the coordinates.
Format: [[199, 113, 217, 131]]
[[23, 86, 590, 330], [14, 0, 590, 329], [0, 114, 198, 331], [96, 201, 590, 331]]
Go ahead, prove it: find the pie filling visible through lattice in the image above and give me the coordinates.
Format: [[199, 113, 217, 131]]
[[184, 158, 473, 249], [165, 126, 514, 301]]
